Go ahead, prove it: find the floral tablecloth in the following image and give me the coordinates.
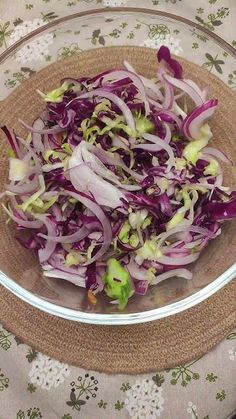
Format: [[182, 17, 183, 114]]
[[0, 0, 236, 418]]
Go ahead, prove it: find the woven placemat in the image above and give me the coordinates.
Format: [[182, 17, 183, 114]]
[[0, 46, 235, 374], [0, 282, 235, 374]]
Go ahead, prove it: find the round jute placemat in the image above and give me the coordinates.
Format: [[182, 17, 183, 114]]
[[0, 282, 235, 374], [0, 46, 235, 374]]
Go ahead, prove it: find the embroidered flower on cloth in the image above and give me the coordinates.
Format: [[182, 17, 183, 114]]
[[29, 353, 70, 390], [228, 348, 236, 361], [102, 0, 127, 6], [187, 401, 198, 418], [8, 18, 53, 63], [140, 35, 183, 55], [9, 18, 46, 43], [124, 378, 164, 418]]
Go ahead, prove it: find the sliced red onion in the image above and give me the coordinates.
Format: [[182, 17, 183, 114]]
[[43, 133, 51, 150], [1, 126, 23, 158], [185, 238, 203, 249], [148, 97, 162, 110], [202, 147, 232, 165], [69, 155, 124, 209], [141, 133, 175, 171], [197, 179, 229, 192], [164, 74, 204, 107], [19, 119, 64, 135], [88, 231, 103, 240], [123, 60, 164, 101], [151, 268, 193, 285], [36, 215, 57, 263], [184, 79, 207, 102], [127, 259, 148, 281], [157, 224, 210, 249], [174, 92, 185, 100], [182, 99, 218, 140], [163, 245, 189, 255], [17, 139, 42, 173], [9, 195, 28, 220], [214, 173, 223, 189], [132, 142, 162, 152], [118, 163, 145, 182], [42, 191, 58, 199], [51, 204, 63, 221], [149, 105, 182, 129], [48, 257, 87, 275], [85, 143, 144, 181], [19, 174, 45, 212], [163, 122, 171, 143], [146, 87, 163, 102], [43, 269, 86, 287], [112, 134, 129, 148], [186, 225, 212, 236], [42, 162, 65, 172], [161, 76, 174, 110], [186, 190, 199, 225], [22, 149, 33, 164], [81, 141, 141, 191], [101, 70, 150, 115], [157, 252, 200, 265], [172, 102, 187, 119], [64, 190, 112, 265], [32, 118, 45, 153], [5, 178, 39, 195], [0, 191, 10, 199], [81, 141, 123, 185], [120, 184, 142, 191], [2, 204, 43, 229], [38, 225, 89, 243]]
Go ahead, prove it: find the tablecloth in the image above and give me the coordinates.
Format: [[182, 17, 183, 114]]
[[0, 0, 235, 418]]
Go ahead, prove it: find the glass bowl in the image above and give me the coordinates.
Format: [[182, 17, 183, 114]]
[[0, 8, 235, 325]]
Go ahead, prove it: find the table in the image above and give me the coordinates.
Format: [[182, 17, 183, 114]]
[[0, 0, 235, 418]]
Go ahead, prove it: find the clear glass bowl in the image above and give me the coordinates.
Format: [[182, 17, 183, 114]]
[[0, 8, 235, 324]]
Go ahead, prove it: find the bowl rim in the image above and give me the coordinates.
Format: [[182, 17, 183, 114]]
[[0, 264, 235, 324], [0, 7, 235, 62], [0, 7, 235, 324]]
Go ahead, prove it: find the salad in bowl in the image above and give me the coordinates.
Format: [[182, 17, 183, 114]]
[[1, 46, 235, 311]]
